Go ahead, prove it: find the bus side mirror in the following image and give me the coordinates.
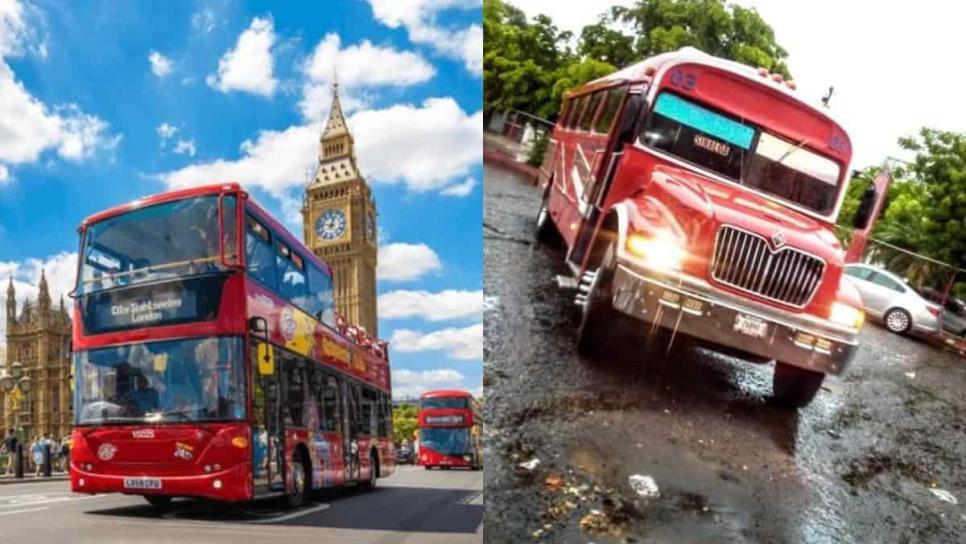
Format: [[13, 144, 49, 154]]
[[853, 186, 877, 230], [256, 343, 275, 376]]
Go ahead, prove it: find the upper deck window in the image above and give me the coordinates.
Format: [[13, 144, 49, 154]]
[[421, 396, 469, 410], [640, 92, 842, 215], [78, 196, 229, 295], [578, 92, 603, 132]]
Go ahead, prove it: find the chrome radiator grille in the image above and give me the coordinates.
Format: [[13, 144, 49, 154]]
[[710, 226, 825, 307]]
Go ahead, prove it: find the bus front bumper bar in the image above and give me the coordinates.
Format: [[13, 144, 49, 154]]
[[610, 261, 859, 375], [70, 462, 252, 502]]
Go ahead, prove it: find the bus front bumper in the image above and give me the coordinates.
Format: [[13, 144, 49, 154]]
[[70, 462, 251, 502], [610, 261, 860, 375]]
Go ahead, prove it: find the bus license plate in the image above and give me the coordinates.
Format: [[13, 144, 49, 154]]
[[733, 313, 768, 338], [123, 477, 161, 490]]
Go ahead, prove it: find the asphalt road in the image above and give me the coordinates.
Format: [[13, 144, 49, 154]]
[[0, 465, 482, 543], [483, 161, 966, 543]]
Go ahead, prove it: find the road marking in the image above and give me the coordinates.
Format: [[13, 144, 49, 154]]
[[161, 502, 330, 524], [0, 494, 105, 508], [244, 503, 330, 523], [0, 507, 48, 516]]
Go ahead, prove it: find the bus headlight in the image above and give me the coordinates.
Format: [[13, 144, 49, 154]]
[[830, 302, 864, 329], [626, 230, 686, 271]]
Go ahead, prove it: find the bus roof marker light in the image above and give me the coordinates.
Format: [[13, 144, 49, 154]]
[[771, 73, 783, 83], [785, 80, 797, 90], [757, 67, 769, 77]]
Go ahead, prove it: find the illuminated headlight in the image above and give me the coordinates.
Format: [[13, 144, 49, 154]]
[[212, 479, 223, 489], [830, 302, 864, 329], [463, 455, 472, 462], [626, 231, 686, 271]]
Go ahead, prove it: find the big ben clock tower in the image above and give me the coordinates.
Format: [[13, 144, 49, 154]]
[[302, 82, 378, 336]]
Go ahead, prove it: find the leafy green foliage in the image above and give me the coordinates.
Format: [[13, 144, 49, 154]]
[[526, 131, 550, 166], [484, 0, 791, 118], [392, 403, 418, 446]]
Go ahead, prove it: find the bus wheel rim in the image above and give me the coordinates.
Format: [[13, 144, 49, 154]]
[[293, 458, 304, 495]]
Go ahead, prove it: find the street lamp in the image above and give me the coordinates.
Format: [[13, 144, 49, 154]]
[[1, 361, 32, 440]]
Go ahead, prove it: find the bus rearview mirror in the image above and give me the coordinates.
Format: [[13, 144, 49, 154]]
[[257, 343, 275, 376]]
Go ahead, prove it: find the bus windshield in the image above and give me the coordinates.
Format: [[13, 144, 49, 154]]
[[421, 396, 468, 410], [640, 92, 842, 215], [77, 196, 237, 295], [420, 427, 471, 456], [74, 337, 246, 425]]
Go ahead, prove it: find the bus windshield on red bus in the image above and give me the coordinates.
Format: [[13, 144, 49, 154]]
[[76, 195, 238, 296], [74, 337, 246, 425], [640, 91, 841, 214]]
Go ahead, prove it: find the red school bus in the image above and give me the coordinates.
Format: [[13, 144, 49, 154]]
[[417, 390, 482, 470], [69, 183, 394, 508], [535, 47, 868, 408]]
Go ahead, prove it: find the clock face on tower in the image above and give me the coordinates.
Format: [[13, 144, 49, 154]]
[[315, 208, 347, 241]]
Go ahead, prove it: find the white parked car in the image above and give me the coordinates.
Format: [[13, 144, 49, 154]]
[[842, 264, 944, 335]]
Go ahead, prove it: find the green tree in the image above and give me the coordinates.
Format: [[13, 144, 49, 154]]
[[609, 0, 791, 77], [392, 403, 418, 446]]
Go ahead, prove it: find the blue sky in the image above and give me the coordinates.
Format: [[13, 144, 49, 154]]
[[0, 0, 483, 398]]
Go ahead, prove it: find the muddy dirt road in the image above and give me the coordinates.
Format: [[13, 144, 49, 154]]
[[482, 162, 966, 543]]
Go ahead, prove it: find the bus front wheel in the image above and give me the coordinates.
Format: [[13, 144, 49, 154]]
[[285, 451, 308, 509]]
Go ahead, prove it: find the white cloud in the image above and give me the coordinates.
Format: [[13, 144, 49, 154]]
[[390, 323, 483, 361], [207, 16, 278, 97], [156, 122, 177, 146], [0, 251, 77, 346], [0, 164, 8, 184], [379, 289, 483, 321], [299, 33, 435, 122], [156, 97, 481, 197], [148, 50, 173, 77], [191, 8, 217, 33], [440, 177, 476, 197], [352, 98, 482, 191], [0, 63, 118, 170], [159, 122, 318, 200], [377, 243, 442, 282], [0, 0, 27, 57], [392, 368, 465, 399], [173, 138, 196, 157], [366, 0, 482, 75]]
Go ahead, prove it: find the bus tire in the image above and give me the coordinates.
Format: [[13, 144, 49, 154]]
[[772, 362, 825, 408], [285, 451, 308, 509], [424, 465, 432, 470], [144, 495, 172, 508], [577, 240, 632, 360], [535, 182, 560, 245], [362, 452, 378, 490]]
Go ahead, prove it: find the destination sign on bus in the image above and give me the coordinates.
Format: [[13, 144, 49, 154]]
[[81, 276, 225, 334]]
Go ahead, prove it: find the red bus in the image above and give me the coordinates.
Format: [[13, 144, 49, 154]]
[[69, 183, 394, 508], [536, 47, 867, 408], [417, 390, 482, 470]]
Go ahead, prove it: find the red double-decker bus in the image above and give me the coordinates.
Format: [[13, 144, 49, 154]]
[[417, 390, 482, 470], [69, 183, 394, 508]]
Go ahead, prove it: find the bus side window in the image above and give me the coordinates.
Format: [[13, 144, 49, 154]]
[[321, 376, 339, 432], [567, 96, 586, 130], [578, 92, 604, 132], [378, 393, 389, 437], [283, 358, 305, 427], [307, 264, 336, 328], [275, 241, 309, 309], [594, 87, 628, 134], [245, 215, 277, 289], [558, 98, 572, 128]]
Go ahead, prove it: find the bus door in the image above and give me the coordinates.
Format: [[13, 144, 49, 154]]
[[341, 381, 361, 483], [252, 340, 284, 494], [567, 89, 646, 270]]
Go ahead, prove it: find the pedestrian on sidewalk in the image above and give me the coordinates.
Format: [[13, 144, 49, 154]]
[[1, 429, 16, 476], [59, 435, 71, 472], [30, 436, 44, 477]]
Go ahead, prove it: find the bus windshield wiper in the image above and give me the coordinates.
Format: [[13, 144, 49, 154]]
[[776, 138, 809, 164]]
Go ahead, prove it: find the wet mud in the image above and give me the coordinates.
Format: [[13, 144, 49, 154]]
[[483, 162, 966, 543]]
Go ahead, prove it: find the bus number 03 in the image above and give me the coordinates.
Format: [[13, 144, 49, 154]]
[[670, 69, 697, 90]]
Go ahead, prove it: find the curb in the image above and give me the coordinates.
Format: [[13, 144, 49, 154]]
[[0, 475, 69, 485], [483, 148, 540, 182]]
